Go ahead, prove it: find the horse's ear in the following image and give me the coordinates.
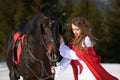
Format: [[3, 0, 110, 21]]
[[52, 4, 58, 17], [53, 4, 57, 12]]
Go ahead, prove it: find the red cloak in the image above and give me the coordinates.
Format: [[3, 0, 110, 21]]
[[70, 45, 118, 80]]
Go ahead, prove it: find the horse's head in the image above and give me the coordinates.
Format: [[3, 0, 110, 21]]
[[24, 3, 62, 65], [36, 4, 62, 63], [39, 17, 58, 62]]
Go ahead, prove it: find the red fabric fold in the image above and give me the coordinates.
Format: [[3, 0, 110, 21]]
[[13, 32, 25, 64], [70, 45, 118, 80], [71, 60, 83, 80]]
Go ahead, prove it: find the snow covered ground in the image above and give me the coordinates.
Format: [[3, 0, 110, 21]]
[[0, 61, 120, 80]]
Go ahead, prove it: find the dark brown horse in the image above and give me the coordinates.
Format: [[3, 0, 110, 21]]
[[6, 4, 62, 80]]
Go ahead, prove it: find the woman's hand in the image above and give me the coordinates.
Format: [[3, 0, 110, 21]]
[[58, 35, 64, 44], [51, 66, 56, 73]]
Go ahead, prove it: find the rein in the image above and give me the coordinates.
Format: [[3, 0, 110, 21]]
[[25, 48, 54, 80], [20, 39, 54, 80], [22, 17, 58, 79]]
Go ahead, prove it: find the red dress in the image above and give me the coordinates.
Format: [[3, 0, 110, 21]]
[[70, 45, 118, 80]]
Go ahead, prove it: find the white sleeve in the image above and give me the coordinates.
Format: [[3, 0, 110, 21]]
[[84, 36, 93, 47], [54, 58, 71, 79], [59, 43, 79, 60]]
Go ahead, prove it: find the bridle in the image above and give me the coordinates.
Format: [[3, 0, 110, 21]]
[[24, 17, 58, 80], [40, 16, 58, 62]]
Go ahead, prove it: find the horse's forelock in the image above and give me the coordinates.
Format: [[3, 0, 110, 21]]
[[38, 4, 57, 18]]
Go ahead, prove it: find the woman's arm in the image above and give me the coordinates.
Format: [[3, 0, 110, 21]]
[[59, 43, 80, 60], [52, 58, 71, 79], [58, 35, 80, 60], [59, 36, 93, 59]]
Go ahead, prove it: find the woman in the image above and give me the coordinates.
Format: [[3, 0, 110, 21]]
[[51, 17, 118, 80]]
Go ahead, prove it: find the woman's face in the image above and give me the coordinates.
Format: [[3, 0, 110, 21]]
[[72, 23, 81, 38]]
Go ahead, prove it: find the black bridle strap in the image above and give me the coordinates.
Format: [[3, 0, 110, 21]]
[[25, 63, 53, 80], [39, 16, 56, 51], [46, 52, 58, 62], [40, 24, 57, 62], [40, 33, 58, 62], [26, 48, 53, 80]]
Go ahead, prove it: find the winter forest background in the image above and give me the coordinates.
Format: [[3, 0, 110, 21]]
[[0, 0, 120, 63]]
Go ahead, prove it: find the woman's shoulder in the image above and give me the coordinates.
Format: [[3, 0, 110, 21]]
[[84, 36, 93, 47]]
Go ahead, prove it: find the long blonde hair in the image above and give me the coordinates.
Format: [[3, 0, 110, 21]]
[[67, 17, 97, 50]]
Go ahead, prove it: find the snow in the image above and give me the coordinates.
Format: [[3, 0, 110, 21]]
[[0, 62, 120, 80]]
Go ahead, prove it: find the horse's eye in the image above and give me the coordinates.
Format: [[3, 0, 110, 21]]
[[51, 20, 55, 24], [49, 19, 55, 27]]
